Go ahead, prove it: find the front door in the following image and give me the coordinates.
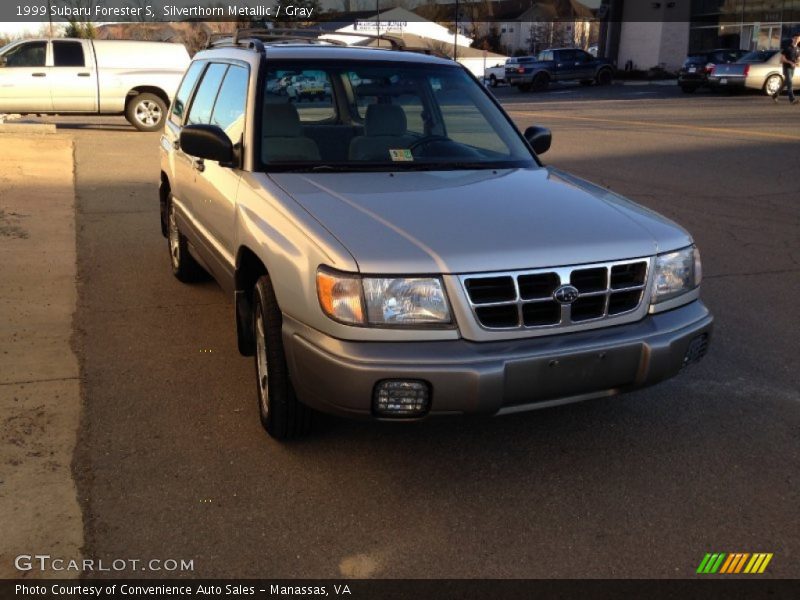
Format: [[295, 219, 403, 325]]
[[49, 40, 97, 112], [0, 41, 52, 112], [176, 62, 241, 285]]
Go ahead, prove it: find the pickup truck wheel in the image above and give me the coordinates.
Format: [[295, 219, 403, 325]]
[[126, 93, 167, 132], [489, 74, 498, 87], [596, 69, 613, 86], [167, 201, 204, 282], [253, 275, 314, 441], [531, 72, 549, 91]]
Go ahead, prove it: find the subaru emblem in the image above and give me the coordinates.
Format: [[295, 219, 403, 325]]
[[553, 284, 579, 304]]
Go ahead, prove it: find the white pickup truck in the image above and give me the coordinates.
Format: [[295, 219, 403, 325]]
[[0, 38, 190, 131], [484, 62, 507, 87]]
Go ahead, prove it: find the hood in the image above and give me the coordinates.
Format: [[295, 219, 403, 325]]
[[269, 167, 691, 275]]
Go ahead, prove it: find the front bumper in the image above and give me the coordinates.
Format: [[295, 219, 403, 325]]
[[283, 301, 713, 419]]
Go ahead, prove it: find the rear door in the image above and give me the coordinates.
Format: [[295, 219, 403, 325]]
[[0, 41, 52, 112], [49, 40, 97, 111]]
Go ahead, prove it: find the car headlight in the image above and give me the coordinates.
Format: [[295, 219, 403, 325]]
[[317, 268, 452, 327], [652, 245, 702, 303]]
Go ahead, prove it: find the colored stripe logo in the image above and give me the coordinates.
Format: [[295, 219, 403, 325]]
[[696, 552, 773, 574]]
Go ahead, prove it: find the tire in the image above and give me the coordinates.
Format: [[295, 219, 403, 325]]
[[253, 275, 314, 440], [680, 84, 698, 93], [126, 92, 167, 132], [764, 74, 783, 97], [489, 74, 498, 88], [596, 68, 613, 86], [531, 72, 550, 92], [167, 200, 205, 283]]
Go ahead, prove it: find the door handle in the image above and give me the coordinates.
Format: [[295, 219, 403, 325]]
[[32, 72, 46, 77], [172, 139, 180, 150], [77, 72, 90, 77], [192, 158, 205, 173]]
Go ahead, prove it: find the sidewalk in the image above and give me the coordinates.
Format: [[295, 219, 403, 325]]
[[0, 133, 83, 578]]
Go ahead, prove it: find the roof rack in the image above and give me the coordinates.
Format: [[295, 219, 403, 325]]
[[206, 27, 407, 52]]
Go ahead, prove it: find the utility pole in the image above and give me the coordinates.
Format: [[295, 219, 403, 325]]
[[454, 0, 459, 60]]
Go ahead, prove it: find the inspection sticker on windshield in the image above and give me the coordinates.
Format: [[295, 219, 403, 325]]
[[389, 149, 414, 162]]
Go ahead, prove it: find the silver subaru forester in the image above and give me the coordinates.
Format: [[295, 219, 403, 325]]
[[159, 33, 712, 440]]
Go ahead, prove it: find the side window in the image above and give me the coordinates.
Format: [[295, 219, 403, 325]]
[[3, 42, 46, 67], [210, 64, 248, 143], [53, 41, 85, 67], [171, 61, 206, 125], [186, 63, 228, 126]]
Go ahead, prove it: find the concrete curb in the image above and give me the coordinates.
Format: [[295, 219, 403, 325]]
[[0, 123, 58, 134]]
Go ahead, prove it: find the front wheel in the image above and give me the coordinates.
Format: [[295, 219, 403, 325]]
[[253, 275, 314, 440], [764, 74, 783, 96], [167, 200, 204, 283], [126, 93, 167, 132], [596, 69, 613, 86]]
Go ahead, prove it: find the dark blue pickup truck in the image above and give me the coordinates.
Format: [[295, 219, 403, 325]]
[[506, 48, 615, 92]]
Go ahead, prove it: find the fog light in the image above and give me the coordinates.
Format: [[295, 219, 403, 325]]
[[682, 333, 709, 368], [373, 380, 431, 418]]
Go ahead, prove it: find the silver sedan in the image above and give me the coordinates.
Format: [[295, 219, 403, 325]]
[[708, 50, 800, 95]]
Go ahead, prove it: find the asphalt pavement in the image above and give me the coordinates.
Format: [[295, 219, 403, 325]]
[[37, 84, 800, 578]]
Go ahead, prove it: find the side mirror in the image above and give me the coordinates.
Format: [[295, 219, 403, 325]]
[[524, 126, 552, 155], [180, 124, 234, 165]]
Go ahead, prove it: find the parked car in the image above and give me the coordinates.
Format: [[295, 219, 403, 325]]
[[0, 38, 190, 131], [484, 63, 507, 87], [707, 49, 798, 96], [677, 48, 747, 92], [506, 48, 614, 92], [160, 35, 712, 440]]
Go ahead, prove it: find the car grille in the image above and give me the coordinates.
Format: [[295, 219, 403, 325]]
[[460, 258, 650, 331]]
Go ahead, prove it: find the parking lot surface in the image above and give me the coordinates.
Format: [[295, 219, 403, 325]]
[[25, 84, 800, 578]]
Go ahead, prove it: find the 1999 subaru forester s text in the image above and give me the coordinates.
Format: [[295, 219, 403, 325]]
[[159, 33, 713, 440]]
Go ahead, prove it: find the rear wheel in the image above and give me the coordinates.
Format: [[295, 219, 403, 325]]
[[489, 74, 498, 87], [764, 74, 783, 96], [253, 275, 314, 440], [596, 69, 613, 86], [126, 93, 167, 132], [531, 72, 550, 91]]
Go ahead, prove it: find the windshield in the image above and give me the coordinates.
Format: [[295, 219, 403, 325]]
[[258, 61, 536, 172]]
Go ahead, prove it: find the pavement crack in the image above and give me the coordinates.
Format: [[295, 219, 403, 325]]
[[0, 376, 80, 387]]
